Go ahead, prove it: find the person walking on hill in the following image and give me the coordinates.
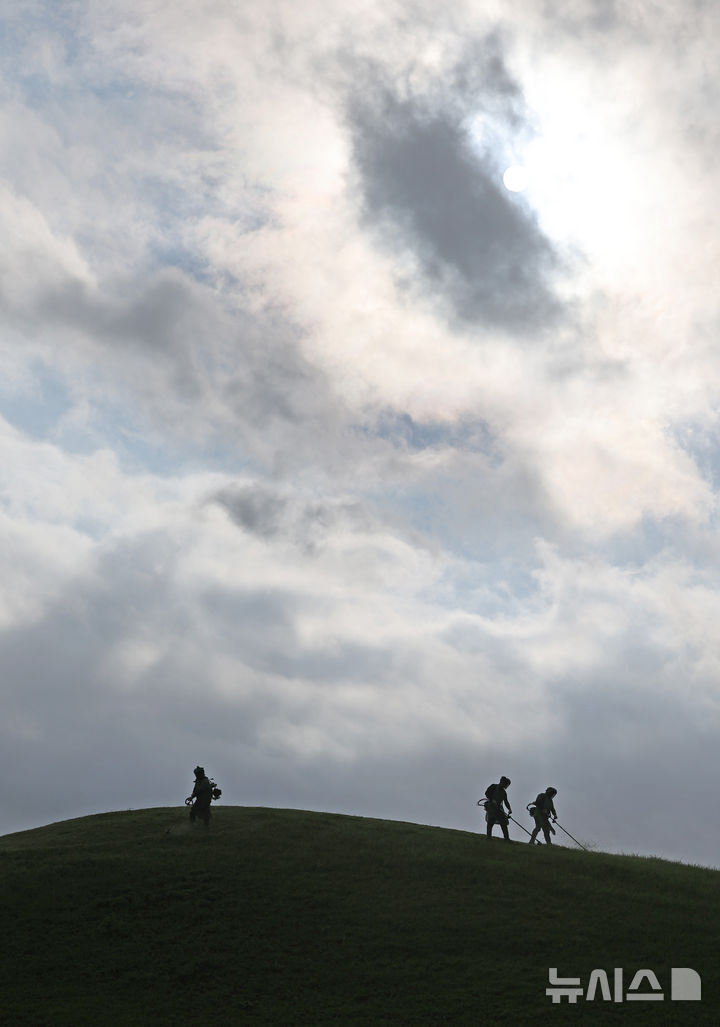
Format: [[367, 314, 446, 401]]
[[484, 776, 512, 841], [528, 787, 558, 845], [187, 765, 213, 828]]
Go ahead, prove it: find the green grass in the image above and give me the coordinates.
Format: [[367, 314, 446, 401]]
[[1, 806, 718, 1025]]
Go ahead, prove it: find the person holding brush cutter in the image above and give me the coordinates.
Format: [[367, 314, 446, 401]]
[[484, 776, 512, 841], [527, 787, 558, 845], [186, 766, 214, 828]]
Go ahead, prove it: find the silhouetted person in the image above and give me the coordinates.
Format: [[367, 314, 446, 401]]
[[529, 787, 558, 845], [187, 765, 212, 828], [485, 776, 512, 841]]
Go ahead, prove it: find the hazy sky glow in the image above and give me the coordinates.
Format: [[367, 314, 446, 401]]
[[3, 0, 720, 867]]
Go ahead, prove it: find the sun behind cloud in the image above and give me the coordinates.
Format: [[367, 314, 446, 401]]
[[502, 164, 530, 191]]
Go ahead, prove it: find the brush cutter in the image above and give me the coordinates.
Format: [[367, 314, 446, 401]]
[[553, 820, 589, 852], [508, 812, 538, 842]]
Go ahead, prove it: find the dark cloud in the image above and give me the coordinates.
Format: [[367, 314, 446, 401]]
[[540, 0, 619, 35], [369, 409, 498, 456], [213, 482, 372, 552], [346, 45, 565, 332], [10, 266, 347, 467], [215, 484, 290, 539], [18, 271, 217, 405]]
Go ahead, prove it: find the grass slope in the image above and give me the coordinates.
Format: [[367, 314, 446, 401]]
[[1, 806, 718, 1025]]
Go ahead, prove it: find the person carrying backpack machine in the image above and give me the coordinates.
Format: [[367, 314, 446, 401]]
[[185, 765, 222, 828], [527, 787, 558, 845], [483, 776, 512, 841]]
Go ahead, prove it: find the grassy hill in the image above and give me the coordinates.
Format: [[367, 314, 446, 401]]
[[0, 806, 718, 1025]]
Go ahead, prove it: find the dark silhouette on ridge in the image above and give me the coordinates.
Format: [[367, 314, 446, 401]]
[[528, 787, 558, 845], [185, 765, 222, 828], [484, 775, 512, 841]]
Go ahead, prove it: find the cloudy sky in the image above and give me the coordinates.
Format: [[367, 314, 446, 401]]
[[2, 0, 720, 867]]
